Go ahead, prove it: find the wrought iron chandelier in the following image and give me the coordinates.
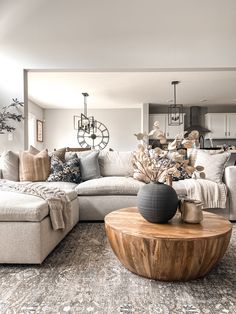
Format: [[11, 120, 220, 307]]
[[74, 93, 110, 150], [168, 81, 183, 126]]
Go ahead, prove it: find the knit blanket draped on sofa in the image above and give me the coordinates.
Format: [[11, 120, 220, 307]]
[[0, 181, 71, 230], [182, 179, 227, 209]]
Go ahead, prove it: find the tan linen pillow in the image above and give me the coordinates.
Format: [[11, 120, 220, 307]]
[[19, 148, 50, 181]]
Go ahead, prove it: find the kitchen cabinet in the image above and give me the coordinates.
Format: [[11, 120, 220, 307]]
[[227, 114, 236, 138], [149, 114, 185, 139], [205, 113, 236, 139]]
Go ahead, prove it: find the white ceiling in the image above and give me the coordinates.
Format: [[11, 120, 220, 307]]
[[2, 0, 236, 111], [1, 0, 236, 70], [28, 70, 236, 109]]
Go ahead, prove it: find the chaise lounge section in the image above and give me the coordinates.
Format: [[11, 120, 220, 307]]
[[0, 188, 79, 264]]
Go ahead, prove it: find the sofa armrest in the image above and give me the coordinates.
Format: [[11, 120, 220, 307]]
[[224, 166, 236, 220]]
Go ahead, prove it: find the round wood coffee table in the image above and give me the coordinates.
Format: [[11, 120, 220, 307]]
[[105, 207, 232, 281]]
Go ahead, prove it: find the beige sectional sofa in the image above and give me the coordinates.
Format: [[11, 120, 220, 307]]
[[0, 149, 235, 264]]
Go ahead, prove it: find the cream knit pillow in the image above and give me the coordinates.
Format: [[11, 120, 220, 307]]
[[194, 150, 230, 183]]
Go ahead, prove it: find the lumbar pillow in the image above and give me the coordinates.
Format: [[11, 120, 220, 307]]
[[47, 155, 81, 183], [79, 151, 101, 181], [194, 150, 230, 183], [19, 147, 50, 181], [0, 150, 19, 181]]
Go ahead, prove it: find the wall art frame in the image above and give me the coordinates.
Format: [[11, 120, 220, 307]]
[[36, 119, 43, 142]]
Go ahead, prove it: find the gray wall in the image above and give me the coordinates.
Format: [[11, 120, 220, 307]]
[[28, 100, 45, 151], [44, 108, 141, 152]]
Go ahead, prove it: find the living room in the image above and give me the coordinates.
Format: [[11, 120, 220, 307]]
[[0, 0, 236, 313]]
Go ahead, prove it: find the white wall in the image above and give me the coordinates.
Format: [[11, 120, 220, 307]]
[[1, 0, 236, 151], [44, 108, 141, 151]]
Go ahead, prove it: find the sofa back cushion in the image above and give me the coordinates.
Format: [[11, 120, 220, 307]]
[[0, 150, 19, 181], [98, 151, 133, 177], [19, 147, 50, 181]]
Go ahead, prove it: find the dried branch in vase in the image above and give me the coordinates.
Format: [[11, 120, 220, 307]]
[[132, 121, 204, 184]]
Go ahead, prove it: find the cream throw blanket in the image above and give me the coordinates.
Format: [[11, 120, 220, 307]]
[[182, 179, 227, 209], [0, 180, 71, 230]]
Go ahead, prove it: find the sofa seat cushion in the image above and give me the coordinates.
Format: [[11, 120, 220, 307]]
[[75, 176, 145, 196], [98, 151, 133, 177], [76, 176, 188, 196], [0, 191, 49, 222]]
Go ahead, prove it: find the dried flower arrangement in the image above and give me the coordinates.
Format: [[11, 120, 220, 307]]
[[132, 121, 204, 184], [0, 98, 24, 134]]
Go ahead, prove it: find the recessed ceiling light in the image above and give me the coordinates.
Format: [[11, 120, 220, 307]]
[[200, 99, 208, 102]]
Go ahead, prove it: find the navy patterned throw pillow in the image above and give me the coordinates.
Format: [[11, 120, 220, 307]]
[[47, 155, 81, 183]]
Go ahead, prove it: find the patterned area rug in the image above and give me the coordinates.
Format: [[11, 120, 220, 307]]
[[0, 223, 235, 314]]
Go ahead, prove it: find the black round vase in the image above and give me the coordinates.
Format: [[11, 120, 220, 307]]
[[137, 182, 178, 223]]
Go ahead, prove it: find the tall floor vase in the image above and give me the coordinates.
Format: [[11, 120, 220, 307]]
[[137, 182, 178, 223]]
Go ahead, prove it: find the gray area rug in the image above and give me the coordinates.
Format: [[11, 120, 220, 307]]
[[0, 223, 235, 314]]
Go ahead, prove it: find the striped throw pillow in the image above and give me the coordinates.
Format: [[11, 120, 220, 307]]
[[19, 147, 50, 181]]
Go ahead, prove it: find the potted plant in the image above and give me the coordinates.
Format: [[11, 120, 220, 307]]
[[0, 98, 24, 134]]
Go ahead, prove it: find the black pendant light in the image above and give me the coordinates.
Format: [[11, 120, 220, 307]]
[[168, 81, 183, 126]]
